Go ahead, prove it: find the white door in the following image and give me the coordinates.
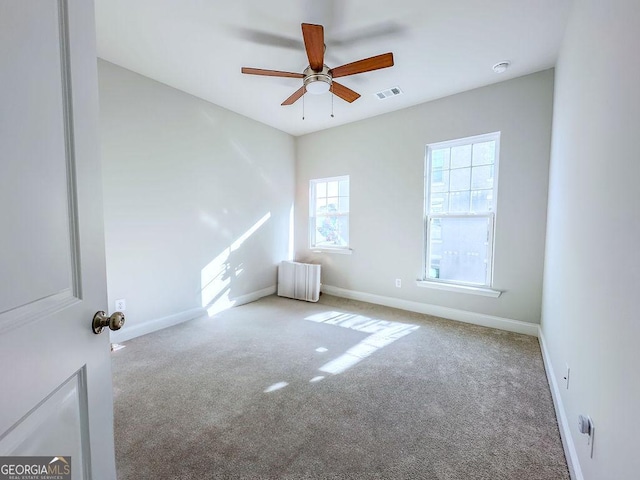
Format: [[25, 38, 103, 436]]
[[0, 0, 116, 479]]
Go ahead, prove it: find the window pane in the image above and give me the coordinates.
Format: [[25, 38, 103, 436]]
[[339, 196, 349, 213], [450, 167, 471, 192], [430, 192, 449, 213], [425, 134, 498, 287], [451, 145, 471, 168], [315, 215, 349, 247], [449, 191, 470, 212], [471, 165, 494, 190], [326, 197, 339, 213], [339, 180, 349, 196], [315, 215, 338, 246], [428, 218, 442, 278], [470, 190, 493, 212], [431, 148, 450, 170], [431, 170, 449, 193], [430, 218, 442, 240], [428, 246, 442, 278], [429, 216, 490, 285], [315, 197, 327, 214], [310, 176, 349, 249], [335, 216, 349, 246], [472, 141, 495, 166]]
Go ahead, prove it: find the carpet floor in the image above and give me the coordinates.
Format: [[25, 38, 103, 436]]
[[111, 294, 569, 479]]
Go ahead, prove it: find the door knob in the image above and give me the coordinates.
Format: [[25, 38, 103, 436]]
[[92, 311, 125, 334]]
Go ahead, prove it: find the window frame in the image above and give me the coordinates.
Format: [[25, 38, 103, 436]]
[[309, 175, 350, 252], [423, 132, 501, 289]]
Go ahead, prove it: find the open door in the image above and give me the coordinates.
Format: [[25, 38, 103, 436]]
[[0, 1, 116, 478]]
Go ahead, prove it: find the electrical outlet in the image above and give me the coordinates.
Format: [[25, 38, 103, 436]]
[[115, 298, 126, 312], [395, 279, 401, 288], [578, 414, 595, 458], [563, 364, 570, 389]]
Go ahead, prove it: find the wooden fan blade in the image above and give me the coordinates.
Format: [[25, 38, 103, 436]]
[[281, 86, 306, 106], [302, 23, 325, 72], [241, 67, 304, 79], [330, 52, 394, 78], [331, 82, 360, 103]]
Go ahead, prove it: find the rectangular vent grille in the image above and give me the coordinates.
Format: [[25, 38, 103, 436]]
[[375, 86, 403, 100], [277, 261, 321, 302]]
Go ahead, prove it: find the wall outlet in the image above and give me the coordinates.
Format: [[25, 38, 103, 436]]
[[115, 298, 126, 311], [395, 279, 402, 288], [563, 364, 570, 389], [578, 415, 595, 458]]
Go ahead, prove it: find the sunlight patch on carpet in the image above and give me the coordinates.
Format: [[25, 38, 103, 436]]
[[305, 311, 419, 375], [264, 381, 289, 393]]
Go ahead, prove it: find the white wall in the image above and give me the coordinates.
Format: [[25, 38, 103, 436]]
[[98, 60, 294, 339], [541, 1, 640, 479], [295, 70, 554, 325]]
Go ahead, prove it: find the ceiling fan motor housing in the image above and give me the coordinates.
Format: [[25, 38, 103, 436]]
[[303, 65, 332, 94]]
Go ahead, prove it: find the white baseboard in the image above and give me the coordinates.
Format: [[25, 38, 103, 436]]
[[110, 285, 276, 343], [232, 285, 277, 307], [110, 306, 206, 343], [320, 284, 539, 336], [538, 327, 582, 480]]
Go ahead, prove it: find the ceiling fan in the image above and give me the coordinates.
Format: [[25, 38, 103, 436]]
[[241, 23, 394, 106]]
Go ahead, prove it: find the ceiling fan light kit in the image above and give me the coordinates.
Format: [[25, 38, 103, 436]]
[[241, 23, 395, 112], [303, 65, 332, 94]]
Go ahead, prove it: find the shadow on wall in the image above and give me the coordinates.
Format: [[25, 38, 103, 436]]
[[200, 212, 272, 316], [99, 59, 295, 328]]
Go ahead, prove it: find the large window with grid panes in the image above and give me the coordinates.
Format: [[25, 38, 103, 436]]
[[424, 132, 500, 287], [309, 175, 350, 250]]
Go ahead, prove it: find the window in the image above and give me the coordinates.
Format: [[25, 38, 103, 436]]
[[310, 176, 350, 250], [424, 132, 500, 288]]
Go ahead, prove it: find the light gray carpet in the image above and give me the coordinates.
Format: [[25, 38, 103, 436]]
[[111, 294, 569, 479]]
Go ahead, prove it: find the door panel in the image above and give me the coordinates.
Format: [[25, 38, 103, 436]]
[[0, 370, 89, 479], [0, 0, 76, 326], [0, 1, 116, 478], [0, 0, 73, 314]]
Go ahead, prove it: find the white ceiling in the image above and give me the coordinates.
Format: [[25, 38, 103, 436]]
[[95, 0, 571, 137]]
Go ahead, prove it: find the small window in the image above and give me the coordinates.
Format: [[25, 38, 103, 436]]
[[310, 176, 350, 250], [424, 133, 500, 287]]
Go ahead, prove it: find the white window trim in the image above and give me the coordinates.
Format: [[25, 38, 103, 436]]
[[309, 175, 350, 251], [415, 280, 502, 297], [423, 132, 502, 292], [311, 247, 353, 255]]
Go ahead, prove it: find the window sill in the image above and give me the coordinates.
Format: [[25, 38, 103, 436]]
[[416, 280, 502, 297], [311, 247, 352, 255]]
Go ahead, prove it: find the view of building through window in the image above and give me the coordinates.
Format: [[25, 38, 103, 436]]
[[425, 133, 500, 286], [309, 176, 350, 249]]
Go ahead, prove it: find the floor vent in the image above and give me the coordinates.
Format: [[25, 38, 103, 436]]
[[375, 86, 403, 100]]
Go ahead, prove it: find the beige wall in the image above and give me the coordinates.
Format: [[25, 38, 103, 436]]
[[295, 70, 554, 324], [541, 1, 640, 478], [98, 60, 295, 339]]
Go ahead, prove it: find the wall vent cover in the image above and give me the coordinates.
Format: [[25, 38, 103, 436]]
[[374, 86, 403, 100]]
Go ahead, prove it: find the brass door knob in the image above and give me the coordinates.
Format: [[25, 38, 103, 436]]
[[92, 311, 125, 334]]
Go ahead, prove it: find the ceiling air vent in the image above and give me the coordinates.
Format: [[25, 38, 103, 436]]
[[374, 86, 403, 100]]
